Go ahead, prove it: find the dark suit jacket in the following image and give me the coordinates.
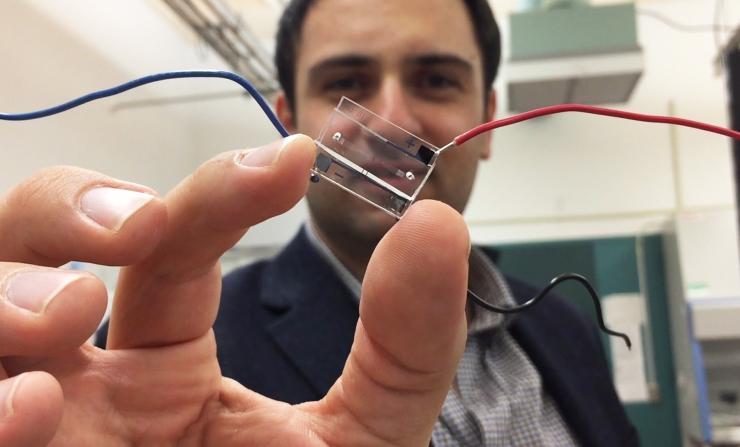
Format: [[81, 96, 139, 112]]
[[97, 228, 638, 446]]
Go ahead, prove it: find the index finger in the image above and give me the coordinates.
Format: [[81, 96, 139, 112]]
[[107, 135, 316, 349]]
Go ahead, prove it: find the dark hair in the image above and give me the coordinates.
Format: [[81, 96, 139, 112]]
[[274, 0, 501, 112]]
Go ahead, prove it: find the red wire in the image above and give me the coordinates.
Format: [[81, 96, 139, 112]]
[[453, 103, 740, 146]]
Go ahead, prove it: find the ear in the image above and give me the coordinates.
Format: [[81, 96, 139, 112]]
[[480, 89, 497, 161], [275, 93, 296, 133]]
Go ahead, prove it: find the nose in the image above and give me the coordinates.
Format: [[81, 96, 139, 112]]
[[372, 78, 423, 137]]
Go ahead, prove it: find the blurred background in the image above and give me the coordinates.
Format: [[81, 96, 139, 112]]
[[1, 1, 739, 445]]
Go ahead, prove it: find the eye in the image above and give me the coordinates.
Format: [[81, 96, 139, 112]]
[[323, 76, 366, 92], [419, 73, 459, 90], [412, 71, 464, 101]]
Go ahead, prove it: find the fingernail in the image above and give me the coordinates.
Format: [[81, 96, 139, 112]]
[[5, 270, 83, 314], [80, 187, 154, 231], [237, 135, 298, 168], [0, 374, 25, 421]]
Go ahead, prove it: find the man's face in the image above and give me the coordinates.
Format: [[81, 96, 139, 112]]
[[279, 0, 495, 248]]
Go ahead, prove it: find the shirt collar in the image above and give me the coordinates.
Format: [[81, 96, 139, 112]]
[[304, 222, 513, 334], [466, 246, 516, 333], [305, 222, 363, 299]]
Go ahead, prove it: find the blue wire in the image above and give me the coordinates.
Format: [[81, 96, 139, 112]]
[[0, 70, 290, 138]]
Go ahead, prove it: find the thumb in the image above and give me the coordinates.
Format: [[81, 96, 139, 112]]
[[318, 200, 469, 446]]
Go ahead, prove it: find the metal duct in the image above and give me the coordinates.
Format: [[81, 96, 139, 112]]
[[162, 0, 280, 95]]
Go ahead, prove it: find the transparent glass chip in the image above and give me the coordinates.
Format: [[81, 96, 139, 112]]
[[312, 97, 440, 218]]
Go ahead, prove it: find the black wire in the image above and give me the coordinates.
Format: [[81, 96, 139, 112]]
[[468, 273, 632, 349]]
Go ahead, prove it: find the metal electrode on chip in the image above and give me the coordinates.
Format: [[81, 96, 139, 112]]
[[310, 97, 440, 218]]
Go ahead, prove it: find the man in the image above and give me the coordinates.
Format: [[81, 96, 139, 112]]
[[0, 2, 635, 447], [209, 0, 638, 446]]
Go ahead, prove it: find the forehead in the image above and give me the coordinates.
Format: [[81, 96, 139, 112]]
[[297, 0, 481, 70]]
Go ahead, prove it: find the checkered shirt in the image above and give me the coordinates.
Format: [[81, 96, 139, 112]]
[[305, 224, 578, 446]]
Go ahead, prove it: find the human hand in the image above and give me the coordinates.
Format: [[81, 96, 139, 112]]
[[0, 134, 470, 446]]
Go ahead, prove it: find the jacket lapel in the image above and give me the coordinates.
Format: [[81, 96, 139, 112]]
[[260, 228, 360, 397]]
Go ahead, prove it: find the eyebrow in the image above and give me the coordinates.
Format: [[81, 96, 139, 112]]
[[406, 53, 474, 74], [307, 52, 474, 80], [307, 55, 377, 81]]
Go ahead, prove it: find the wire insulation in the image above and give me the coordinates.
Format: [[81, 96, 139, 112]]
[[454, 103, 740, 145], [0, 70, 290, 138], [468, 274, 632, 349]]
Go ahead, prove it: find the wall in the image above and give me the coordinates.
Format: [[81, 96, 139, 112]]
[[468, 0, 738, 244], [0, 0, 221, 305], [0, 0, 199, 194]]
